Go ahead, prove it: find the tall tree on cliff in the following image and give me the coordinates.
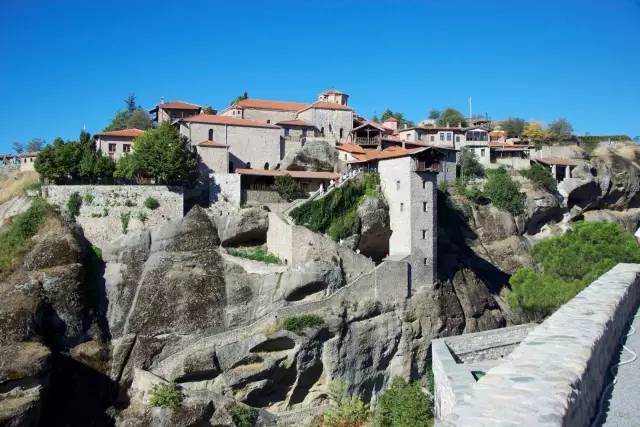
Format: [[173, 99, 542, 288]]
[[104, 94, 153, 131], [436, 108, 467, 127]]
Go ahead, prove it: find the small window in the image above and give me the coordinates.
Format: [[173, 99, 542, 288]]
[[344, 154, 348, 160], [430, 135, 435, 142], [396, 180, 400, 190], [264, 162, 269, 170], [422, 179, 426, 189], [439, 133, 444, 141], [246, 162, 251, 168], [284, 128, 290, 137], [267, 120, 271, 124], [321, 127, 324, 135], [455, 135, 460, 143], [123, 144, 131, 153], [424, 258, 428, 266], [481, 148, 486, 156], [422, 230, 427, 240], [208, 129, 213, 140], [329, 124, 332, 133], [423, 202, 428, 212], [339, 128, 343, 139], [108, 143, 116, 153], [446, 132, 452, 141], [400, 203, 404, 212]]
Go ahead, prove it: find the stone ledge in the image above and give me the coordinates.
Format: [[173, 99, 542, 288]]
[[446, 263, 640, 427]]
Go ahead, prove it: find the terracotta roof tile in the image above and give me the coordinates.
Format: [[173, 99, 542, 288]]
[[350, 146, 427, 162], [181, 114, 281, 129], [235, 98, 310, 111], [336, 144, 366, 154], [536, 157, 576, 166], [299, 101, 352, 113], [236, 168, 339, 180], [96, 128, 145, 138], [276, 119, 315, 127], [198, 140, 228, 147], [154, 100, 202, 110]]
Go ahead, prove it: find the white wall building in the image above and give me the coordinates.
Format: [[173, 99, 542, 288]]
[[95, 129, 145, 160]]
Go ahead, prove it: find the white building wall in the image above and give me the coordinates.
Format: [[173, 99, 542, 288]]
[[240, 108, 298, 124], [96, 136, 135, 160], [196, 146, 229, 174], [181, 122, 282, 170]]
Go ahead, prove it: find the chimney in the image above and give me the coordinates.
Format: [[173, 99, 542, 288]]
[[160, 96, 165, 105], [446, 122, 450, 128]]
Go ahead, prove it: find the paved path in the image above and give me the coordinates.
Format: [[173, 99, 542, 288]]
[[595, 306, 640, 427]]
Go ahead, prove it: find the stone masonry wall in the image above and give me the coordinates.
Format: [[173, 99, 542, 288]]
[[443, 263, 640, 427], [43, 185, 183, 247]]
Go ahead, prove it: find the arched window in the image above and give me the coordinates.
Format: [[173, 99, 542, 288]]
[[321, 127, 324, 135], [264, 162, 269, 170], [246, 162, 251, 169], [339, 128, 343, 139], [208, 129, 213, 140]]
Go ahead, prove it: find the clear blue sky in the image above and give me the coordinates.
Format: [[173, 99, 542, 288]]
[[1, 0, 639, 152]]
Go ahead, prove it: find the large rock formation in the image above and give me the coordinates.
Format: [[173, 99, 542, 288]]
[[281, 139, 337, 172], [211, 206, 269, 247]]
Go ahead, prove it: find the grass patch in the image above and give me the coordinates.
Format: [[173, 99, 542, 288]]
[[227, 246, 281, 264], [0, 197, 54, 276], [507, 221, 640, 318], [374, 377, 433, 427], [230, 404, 258, 427], [148, 383, 182, 409], [144, 196, 159, 210], [282, 314, 324, 335], [290, 173, 379, 241], [120, 212, 131, 234], [0, 171, 39, 204], [314, 381, 370, 427]]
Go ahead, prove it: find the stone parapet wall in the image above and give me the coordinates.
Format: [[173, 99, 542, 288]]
[[444, 263, 640, 427], [43, 185, 183, 247]]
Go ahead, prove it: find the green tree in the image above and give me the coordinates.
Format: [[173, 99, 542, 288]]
[[125, 123, 198, 184], [104, 94, 153, 131], [202, 105, 216, 114], [35, 138, 83, 183], [321, 381, 370, 427], [508, 221, 640, 318], [374, 377, 432, 427], [380, 109, 414, 127], [126, 109, 153, 130], [428, 109, 441, 120], [436, 108, 467, 127], [25, 138, 45, 152], [521, 163, 556, 192], [500, 117, 526, 138], [12, 142, 24, 154], [547, 118, 573, 141], [458, 147, 484, 184], [483, 167, 525, 216], [125, 94, 137, 113], [230, 91, 249, 106], [274, 175, 300, 202]]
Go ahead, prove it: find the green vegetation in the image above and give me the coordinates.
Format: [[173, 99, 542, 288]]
[[500, 117, 526, 138], [374, 377, 433, 427], [547, 118, 573, 142], [290, 173, 378, 241], [483, 167, 525, 216], [136, 211, 147, 224], [144, 196, 160, 210], [124, 199, 136, 207], [0, 197, 52, 275], [577, 135, 633, 153], [521, 164, 557, 193], [113, 122, 198, 185], [458, 147, 484, 185], [230, 404, 258, 427], [230, 91, 249, 106], [316, 381, 370, 427], [507, 221, 640, 318], [67, 192, 82, 217], [282, 314, 324, 335], [227, 246, 282, 264], [103, 94, 153, 131], [273, 175, 302, 202], [35, 131, 115, 184], [148, 383, 183, 409], [521, 122, 547, 145], [436, 108, 467, 127], [371, 109, 414, 127], [456, 183, 484, 202], [120, 212, 131, 234], [12, 138, 45, 154], [83, 193, 94, 205]]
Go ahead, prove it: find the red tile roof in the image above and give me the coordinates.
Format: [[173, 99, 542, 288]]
[[236, 168, 339, 180], [181, 114, 281, 129], [336, 143, 366, 154], [235, 98, 310, 111], [321, 89, 346, 95], [96, 128, 145, 138], [350, 146, 428, 163], [383, 117, 399, 122], [536, 157, 577, 166], [198, 140, 228, 147], [299, 101, 353, 112], [353, 120, 390, 132], [276, 119, 315, 127]]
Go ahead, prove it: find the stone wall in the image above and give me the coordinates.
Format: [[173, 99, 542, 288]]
[[210, 173, 241, 208], [440, 263, 640, 427], [43, 185, 183, 247]]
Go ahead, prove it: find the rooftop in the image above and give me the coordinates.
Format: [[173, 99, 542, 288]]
[[96, 128, 145, 138], [180, 114, 281, 129], [336, 143, 366, 154], [235, 98, 310, 112], [349, 146, 428, 163], [150, 100, 202, 112], [299, 101, 353, 112], [236, 168, 339, 180], [197, 140, 228, 147], [536, 156, 577, 166], [276, 119, 315, 127]]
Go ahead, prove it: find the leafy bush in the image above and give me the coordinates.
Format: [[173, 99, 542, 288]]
[[67, 192, 82, 217], [227, 246, 281, 264], [282, 314, 324, 335], [374, 377, 433, 427], [148, 383, 182, 409], [318, 381, 370, 427], [483, 167, 525, 216], [120, 212, 131, 234], [290, 173, 378, 241], [507, 221, 640, 318], [0, 197, 52, 275], [83, 193, 94, 205], [521, 164, 557, 192], [455, 179, 484, 202], [230, 404, 258, 427], [102, 208, 109, 217], [144, 196, 159, 210], [458, 147, 484, 184], [124, 199, 136, 207], [274, 175, 302, 202], [137, 211, 147, 224]]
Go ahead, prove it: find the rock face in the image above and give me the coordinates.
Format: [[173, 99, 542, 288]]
[[281, 139, 337, 172], [211, 206, 269, 247], [356, 195, 391, 262]]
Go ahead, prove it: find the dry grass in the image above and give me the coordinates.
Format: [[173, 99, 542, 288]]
[[0, 171, 39, 204]]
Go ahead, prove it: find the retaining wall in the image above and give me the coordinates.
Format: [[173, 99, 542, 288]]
[[43, 185, 183, 247], [442, 263, 640, 426]]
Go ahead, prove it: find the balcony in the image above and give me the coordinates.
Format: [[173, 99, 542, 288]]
[[354, 136, 381, 146], [414, 159, 441, 173]]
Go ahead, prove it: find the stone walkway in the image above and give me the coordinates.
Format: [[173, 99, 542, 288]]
[[596, 306, 640, 427]]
